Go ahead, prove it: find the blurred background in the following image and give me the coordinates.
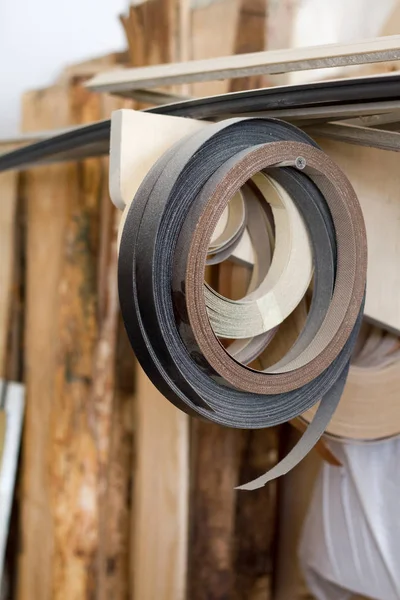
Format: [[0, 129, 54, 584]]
[[0, 1, 399, 600], [1, 0, 399, 136]]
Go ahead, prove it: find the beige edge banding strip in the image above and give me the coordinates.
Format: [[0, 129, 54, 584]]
[[303, 327, 400, 441], [186, 141, 367, 394], [205, 173, 313, 338]]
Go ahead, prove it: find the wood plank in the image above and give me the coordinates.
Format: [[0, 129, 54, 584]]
[[218, 128, 337, 592], [187, 419, 240, 600], [0, 167, 18, 378], [87, 35, 400, 93], [187, 8, 278, 599], [306, 122, 400, 151], [44, 85, 103, 600], [18, 85, 71, 600], [19, 80, 133, 600], [233, 428, 278, 600], [93, 177, 128, 600], [119, 3, 191, 599], [100, 315, 134, 600], [133, 369, 189, 600], [191, 0, 240, 97], [48, 87, 133, 600], [93, 90, 134, 600], [274, 427, 321, 600]]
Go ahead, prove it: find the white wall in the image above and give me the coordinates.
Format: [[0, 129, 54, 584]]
[[1, 0, 398, 137], [0, 0, 129, 136], [291, 0, 398, 83]]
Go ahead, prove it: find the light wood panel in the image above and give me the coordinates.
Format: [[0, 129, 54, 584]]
[[119, 3, 191, 599], [306, 122, 400, 151], [317, 138, 400, 333], [88, 35, 400, 94], [18, 84, 71, 600], [133, 369, 189, 600]]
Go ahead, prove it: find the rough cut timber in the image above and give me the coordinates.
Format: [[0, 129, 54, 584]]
[[18, 78, 133, 600], [187, 418, 241, 600], [120, 3, 191, 600], [0, 166, 18, 379], [274, 426, 321, 600], [18, 85, 71, 600]]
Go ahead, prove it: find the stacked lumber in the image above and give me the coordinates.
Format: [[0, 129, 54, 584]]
[[12, 3, 282, 600], [18, 75, 133, 600]]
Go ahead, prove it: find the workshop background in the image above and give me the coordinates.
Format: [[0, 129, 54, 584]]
[[0, 1, 399, 600]]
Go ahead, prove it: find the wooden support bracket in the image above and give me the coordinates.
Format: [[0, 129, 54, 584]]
[[109, 109, 256, 265]]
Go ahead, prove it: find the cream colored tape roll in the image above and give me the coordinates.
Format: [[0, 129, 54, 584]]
[[208, 191, 245, 255], [118, 117, 367, 490], [303, 326, 400, 441], [205, 173, 313, 338]]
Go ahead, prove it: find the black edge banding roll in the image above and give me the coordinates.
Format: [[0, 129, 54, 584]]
[[118, 117, 367, 489]]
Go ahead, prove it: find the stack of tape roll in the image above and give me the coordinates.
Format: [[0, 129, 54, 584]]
[[118, 117, 368, 490]]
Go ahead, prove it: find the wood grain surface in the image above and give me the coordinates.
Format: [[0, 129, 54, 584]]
[[122, 3, 191, 600], [19, 84, 71, 600], [88, 35, 400, 94], [187, 5, 279, 599], [0, 166, 18, 379], [18, 76, 133, 600]]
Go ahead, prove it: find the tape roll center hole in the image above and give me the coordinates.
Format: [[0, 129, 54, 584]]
[[202, 169, 316, 371], [206, 179, 276, 302]]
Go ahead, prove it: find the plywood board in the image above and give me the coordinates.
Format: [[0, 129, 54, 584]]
[[88, 35, 400, 93], [317, 138, 400, 333]]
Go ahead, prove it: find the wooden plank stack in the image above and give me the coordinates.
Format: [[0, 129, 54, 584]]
[[0, 2, 284, 599], [0, 2, 279, 600], [18, 80, 134, 600]]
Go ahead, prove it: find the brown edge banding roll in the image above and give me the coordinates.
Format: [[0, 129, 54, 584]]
[[186, 141, 367, 395]]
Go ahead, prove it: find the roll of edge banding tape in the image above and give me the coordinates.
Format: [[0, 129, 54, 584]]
[[118, 117, 367, 490]]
